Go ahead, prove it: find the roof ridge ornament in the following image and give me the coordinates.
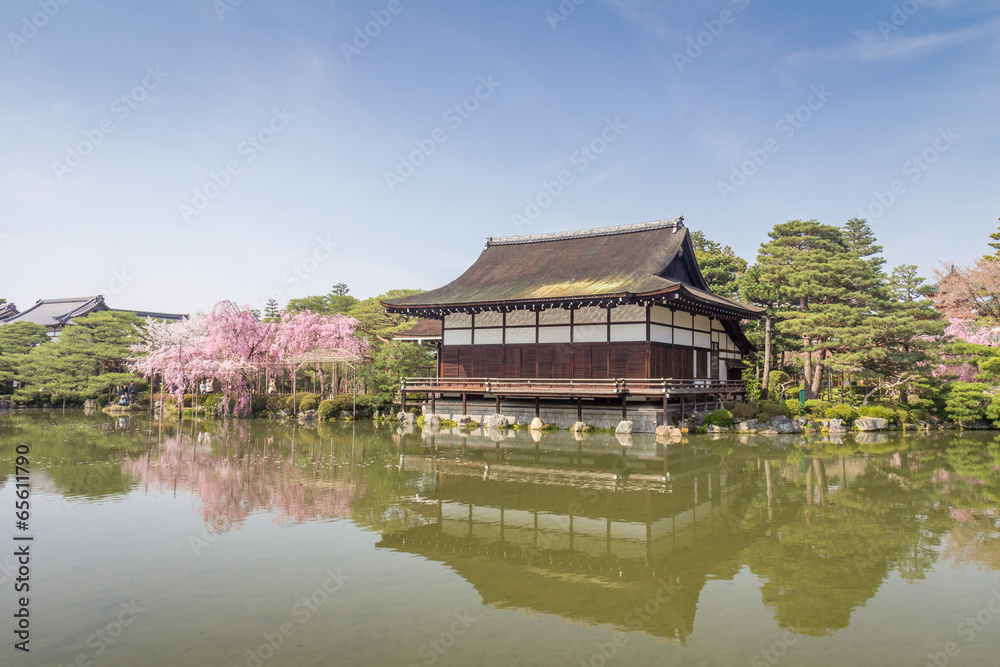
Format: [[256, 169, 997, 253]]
[[485, 217, 684, 248]]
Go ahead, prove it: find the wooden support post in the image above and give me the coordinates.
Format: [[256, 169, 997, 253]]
[[495, 395, 500, 414], [577, 397, 583, 422], [621, 394, 627, 421], [662, 395, 668, 426], [680, 396, 685, 421], [430, 392, 436, 414], [461, 392, 467, 415], [534, 396, 540, 418], [401, 390, 406, 413]]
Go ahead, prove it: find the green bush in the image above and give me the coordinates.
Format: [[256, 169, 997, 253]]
[[704, 409, 734, 428], [202, 394, 223, 415], [318, 399, 336, 421], [858, 405, 898, 423], [731, 401, 757, 421], [755, 400, 787, 423], [824, 404, 859, 423], [295, 392, 320, 411], [265, 395, 286, 412], [908, 407, 930, 423], [299, 396, 319, 412], [803, 400, 830, 417], [250, 393, 269, 415], [784, 399, 803, 418]]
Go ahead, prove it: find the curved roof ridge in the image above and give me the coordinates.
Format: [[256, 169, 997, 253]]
[[486, 217, 683, 247]]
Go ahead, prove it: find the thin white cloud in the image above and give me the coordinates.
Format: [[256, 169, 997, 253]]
[[785, 18, 1000, 66]]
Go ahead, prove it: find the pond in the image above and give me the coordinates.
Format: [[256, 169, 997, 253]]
[[2, 411, 1000, 666]]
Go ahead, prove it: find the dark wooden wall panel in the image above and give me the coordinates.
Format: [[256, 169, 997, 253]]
[[439, 343, 703, 379]]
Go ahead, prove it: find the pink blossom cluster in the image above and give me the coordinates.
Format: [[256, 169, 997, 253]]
[[129, 302, 368, 416]]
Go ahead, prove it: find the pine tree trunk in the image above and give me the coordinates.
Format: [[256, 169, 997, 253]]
[[802, 337, 814, 400], [760, 315, 772, 400], [809, 349, 826, 399]]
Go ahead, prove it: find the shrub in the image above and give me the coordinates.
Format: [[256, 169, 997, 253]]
[[756, 400, 787, 423], [824, 404, 859, 423], [784, 400, 803, 418], [803, 400, 830, 417], [295, 392, 320, 411], [908, 407, 930, 423], [858, 405, 898, 424], [895, 408, 911, 424], [730, 401, 757, 421], [318, 399, 336, 421], [299, 396, 319, 412], [704, 409, 734, 428], [202, 393, 223, 415], [250, 393, 269, 415]]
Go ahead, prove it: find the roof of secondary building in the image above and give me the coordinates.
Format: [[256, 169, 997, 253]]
[[3, 296, 108, 327], [382, 219, 763, 319], [392, 317, 443, 341], [1, 296, 187, 328]]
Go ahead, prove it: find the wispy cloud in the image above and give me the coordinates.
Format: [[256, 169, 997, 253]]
[[784, 19, 1000, 66]]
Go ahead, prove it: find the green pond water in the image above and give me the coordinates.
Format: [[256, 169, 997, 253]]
[[2, 412, 1000, 666]]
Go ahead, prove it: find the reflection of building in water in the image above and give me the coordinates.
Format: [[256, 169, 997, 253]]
[[378, 436, 766, 642]]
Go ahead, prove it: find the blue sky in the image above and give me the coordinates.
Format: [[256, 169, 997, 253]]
[[1, 0, 997, 315]]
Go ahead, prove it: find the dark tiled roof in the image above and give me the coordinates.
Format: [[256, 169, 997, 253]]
[[393, 317, 443, 340], [3, 296, 106, 327], [383, 219, 763, 319], [0, 303, 18, 321]]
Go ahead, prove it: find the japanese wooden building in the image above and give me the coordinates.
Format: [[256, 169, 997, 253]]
[[382, 218, 763, 430]]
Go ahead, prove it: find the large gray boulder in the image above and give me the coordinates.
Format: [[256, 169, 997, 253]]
[[828, 418, 847, 433], [397, 411, 416, 425], [529, 417, 546, 431], [656, 425, 682, 437], [766, 416, 802, 433], [615, 420, 634, 435], [571, 421, 588, 432], [484, 413, 511, 429], [457, 415, 480, 428], [856, 417, 888, 431], [736, 419, 757, 433]]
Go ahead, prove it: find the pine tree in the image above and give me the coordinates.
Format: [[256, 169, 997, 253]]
[[690, 230, 747, 299], [987, 218, 1000, 261], [757, 220, 878, 400], [264, 298, 280, 322]]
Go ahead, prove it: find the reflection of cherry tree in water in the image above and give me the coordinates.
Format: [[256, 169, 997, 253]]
[[122, 428, 364, 533]]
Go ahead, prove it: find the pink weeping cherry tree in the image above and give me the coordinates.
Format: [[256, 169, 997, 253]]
[[130, 302, 366, 416]]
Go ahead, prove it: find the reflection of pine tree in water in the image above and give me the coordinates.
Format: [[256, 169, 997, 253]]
[[123, 432, 364, 533], [741, 457, 942, 636]]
